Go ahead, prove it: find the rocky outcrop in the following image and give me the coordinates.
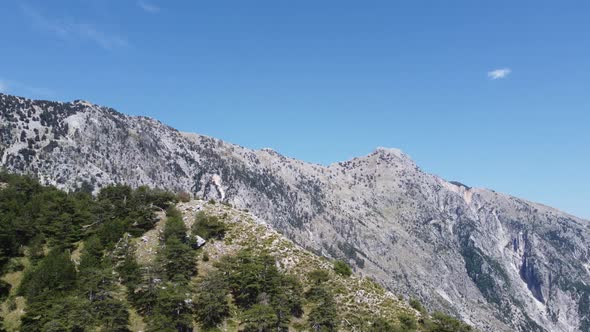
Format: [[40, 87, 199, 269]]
[[1, 93, 589, 331]]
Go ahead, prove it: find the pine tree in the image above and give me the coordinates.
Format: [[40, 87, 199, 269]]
[[162, 208, 188, 242], [307, 285, 339, 332], [20, 249, 77, 299], [241, 304, 278, 332], [192, 211, 226, 240], [162, 237, 195, 281], [194, 271, 230, 328]]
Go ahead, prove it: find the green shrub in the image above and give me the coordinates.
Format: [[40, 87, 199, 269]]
[[333, 260, 352, 277], [370, 317, 395, 332], [305, 285, 331, 303], [241, 304, 278, 332], [192, 211, 226, 240], [409, 298, 425, 312], [308, 269, 330, 284], [398, 312, 417, 330], [133, 186, 178, 210], [425, 312, 473, 332], [2, 258, 25, 273]]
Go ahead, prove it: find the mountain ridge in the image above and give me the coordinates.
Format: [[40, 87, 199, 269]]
[[0, 92, 576, 216], [1, 92, 589, 332]]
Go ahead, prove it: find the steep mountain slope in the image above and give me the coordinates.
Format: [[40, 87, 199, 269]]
[[1, 93, 589, 331], [0, 173, 468, 331], [172, 199, 424, 331]]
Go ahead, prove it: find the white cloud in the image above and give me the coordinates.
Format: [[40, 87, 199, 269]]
[[487, 68, 512, 80], [0, 81, 7, 93], [138, 1, 160, 13], [20, 3, 127, 50]]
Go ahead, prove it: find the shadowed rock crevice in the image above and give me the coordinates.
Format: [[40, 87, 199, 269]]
[[520, 256, 545, 303]]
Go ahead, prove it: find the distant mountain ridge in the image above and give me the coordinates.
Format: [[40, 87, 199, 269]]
[[1, 93, 589, 331]]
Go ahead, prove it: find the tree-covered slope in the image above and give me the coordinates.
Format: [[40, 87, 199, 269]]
[[0, 173, 472, 331]]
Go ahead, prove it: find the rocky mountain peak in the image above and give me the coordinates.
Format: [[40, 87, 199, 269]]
[[71, 99, 93, 107], [374, 146, 406, 158], [1, 93, 589, 332]]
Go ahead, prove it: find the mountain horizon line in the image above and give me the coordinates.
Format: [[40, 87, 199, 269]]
[[1, 91, 585, 222]]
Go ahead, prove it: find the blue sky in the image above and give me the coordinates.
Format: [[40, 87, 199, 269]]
[[1, 1, 589, 219]]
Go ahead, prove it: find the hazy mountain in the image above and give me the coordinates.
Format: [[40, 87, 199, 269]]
[[1, 93, 589, 331]]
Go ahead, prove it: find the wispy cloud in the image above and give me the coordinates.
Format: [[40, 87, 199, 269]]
[[77, 24, 128, 49], [20, 3, 128, 50], [0, 80, 7, 93], [138, 1, 160, 13], [487, 68, 512, 80], [20, 3, 69, 37]]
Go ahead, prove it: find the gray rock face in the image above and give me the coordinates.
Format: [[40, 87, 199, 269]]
[[1, 93, 589, 331]]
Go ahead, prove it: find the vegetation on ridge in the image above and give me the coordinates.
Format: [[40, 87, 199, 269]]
[[0, 172, 473, 331]]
